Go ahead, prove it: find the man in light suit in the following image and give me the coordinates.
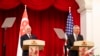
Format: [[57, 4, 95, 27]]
[[67, 25, 83, 56], [20, 25, 37, 56]]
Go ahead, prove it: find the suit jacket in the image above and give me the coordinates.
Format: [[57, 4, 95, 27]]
[[67, 34, 83, 49], [20, 34, 37, 56]]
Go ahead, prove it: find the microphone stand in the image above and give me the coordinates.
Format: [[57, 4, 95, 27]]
[[1, 17, 16, 56], [2, 28, 7, 56]]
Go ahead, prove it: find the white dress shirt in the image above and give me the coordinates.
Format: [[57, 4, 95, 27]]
[[73, 33, 78, 41], [27, 34, 31, 38]]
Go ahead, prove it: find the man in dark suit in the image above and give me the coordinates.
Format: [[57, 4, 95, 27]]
[[67, 25, 83, 56], [20, 25, 37, 56]]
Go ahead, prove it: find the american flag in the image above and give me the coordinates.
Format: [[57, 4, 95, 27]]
[[64, 7, 74, 56], [65, 8, 74, 35]]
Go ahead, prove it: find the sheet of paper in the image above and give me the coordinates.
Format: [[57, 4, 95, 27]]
[[54, 28, 67, 39], [1, 17, 16, 28]]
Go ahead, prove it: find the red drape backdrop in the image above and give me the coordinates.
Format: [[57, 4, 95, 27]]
[[0, 10, 4, 56], [0, 4, 24, 56], [0, 0, 80, 56], [0, 0, 73, 11], [27, 7, 67, 56]]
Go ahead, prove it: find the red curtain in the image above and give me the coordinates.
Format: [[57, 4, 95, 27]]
[[0, 10, 4, 56], [21, 0, 54, 10], [71, 1, 80, 25], [54, 0, 72, 11], [0, 0, 80, 56], [0, 4, 24, 56], [0, 0, 74, 11], [0, 0, 20, 9], [27, 7, 67, 56]]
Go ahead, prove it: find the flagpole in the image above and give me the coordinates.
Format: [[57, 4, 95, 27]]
[[65, 6, 74, 56], [2, 28, 6, 56], [64, 7, 71, 56], [17, 5, 29, 56]]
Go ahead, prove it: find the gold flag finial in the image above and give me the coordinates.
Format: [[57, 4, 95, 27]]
[[25, 5, 27, 11]]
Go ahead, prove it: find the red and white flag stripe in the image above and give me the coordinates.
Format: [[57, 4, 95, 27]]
[[17, 5, 29, 56]]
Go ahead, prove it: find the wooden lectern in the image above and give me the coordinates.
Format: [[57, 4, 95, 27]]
[[22, 39, 45, 56], [71, 41, 94, 56]]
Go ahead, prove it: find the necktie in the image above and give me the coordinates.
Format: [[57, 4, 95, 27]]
[[76, 35, 78, 41], [29, 34, 32, 39]]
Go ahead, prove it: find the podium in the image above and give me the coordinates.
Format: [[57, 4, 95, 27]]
[[22, 39, 45, 56], [71, 41, 94, 56]]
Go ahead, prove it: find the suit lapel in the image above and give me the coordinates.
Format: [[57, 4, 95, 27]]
[[77, 35, 80, 41], [25, 34, 30, 39], [72, 35, 75, 42]]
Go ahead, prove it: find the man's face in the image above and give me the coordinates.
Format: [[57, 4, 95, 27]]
[[26, 27, 32, 34], [73, 27, 80, 35]]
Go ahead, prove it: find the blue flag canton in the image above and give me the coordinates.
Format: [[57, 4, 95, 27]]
[[65, 11, 74, 35]]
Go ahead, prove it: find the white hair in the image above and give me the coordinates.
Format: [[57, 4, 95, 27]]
[[73, 25, 80, 30]]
